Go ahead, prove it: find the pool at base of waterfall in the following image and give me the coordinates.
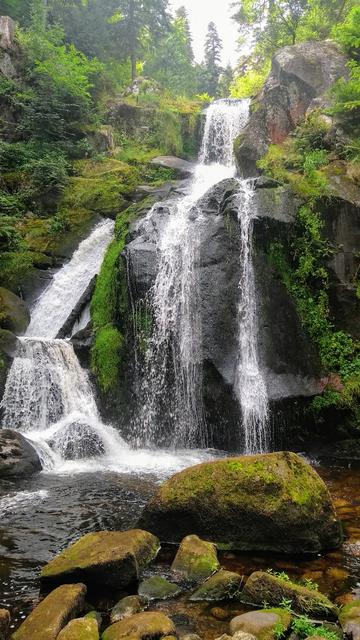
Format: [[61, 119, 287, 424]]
[[0, 459, 359, 634]]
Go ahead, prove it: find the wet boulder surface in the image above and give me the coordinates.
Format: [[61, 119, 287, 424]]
[[0, 428, 42, 477]]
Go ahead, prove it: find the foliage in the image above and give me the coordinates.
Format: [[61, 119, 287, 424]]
[[291, 615, 339, 640], [230, 61, 270, 98], [201, 21, 223, 97]]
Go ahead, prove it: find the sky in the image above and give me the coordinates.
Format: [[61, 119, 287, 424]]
[[169, 0, 240, 66]]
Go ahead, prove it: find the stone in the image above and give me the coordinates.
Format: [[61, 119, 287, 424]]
[[0, 429, 41, 478], [138, 452, 342, 553], [138, 576, 182, 600], [215, 634, 256, 640], [110, 596, 145, 624], [181, 635, 202, 640], [339, 600, 360, 640], [0, 329, 19, 358], [241, 571, 337, 617], [151, 156, 195, 177], [189, 569, 243, 601], [171, 535, 219, 584], [0, 288, 30, 335], [0, 16, 15, 50], [229, 610, 292, 640], [56, 617, 99, 639], [41, 530, 159, 589], [0, 609, 10, 640], [210, 608, 229, 621], [85, 611, 102, 627], [11, 583, 87, 640], [101, 611, 176, 640]]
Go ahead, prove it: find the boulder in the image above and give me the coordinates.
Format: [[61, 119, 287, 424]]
[[102, 611, 176, 640], [138, 452, 342, 553], [138, 576, 182, 600], [0, 429, 42, 477], [0, 288, 30, 335], [241, 572, 336, 617], [189, 569, 243, 602], [110, 596, 145, 624], [0, 16, 15, 50], [0, 609, 10, 640], [57, 617, 99, 639], [0, 329, 19, 358], [339, 600, 360, 640], [235, 41, 348, 177], [85, 611, 102, 627], [151, 156, 195, 177], [41, 530, 159, 589], [230, 609, 292, 640], [171, 535, 219, 584], [11, 583, 87, 640]]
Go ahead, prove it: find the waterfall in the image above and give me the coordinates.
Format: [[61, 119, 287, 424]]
[[134, 99, 258, 448], [1, 218, 128, 470]]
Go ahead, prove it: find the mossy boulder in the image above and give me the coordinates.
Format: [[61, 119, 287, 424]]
[[0, 287, 30, 335], [57, 617, 99, 639], [11, 583, 87, 640], [171, 535, 219, 584], [189, 569, 243, 602], [241, 571, 337, 617], [110, 596, 145, 624], [230, 609, 292, 640], [101, 611, 176, 640], [138, 452, 342, 553], [339, 600, 360, 640], [41, 530, 159, 589], [138, 576, 181, 600]]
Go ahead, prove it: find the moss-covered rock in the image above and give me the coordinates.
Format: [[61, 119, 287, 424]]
[[11, 583, 87, 640], [110, 596, 145, 624], [138, 452, 342, 553], [57, 617, 99, 640], [189, 569, 243, 602], [0, 287, 30, 335], [241, 572, 337, 617], [101, 611, 176, 640], [171, 535, 219, 584], [229, 609, 292, 640], [138, 576, 182, 601], [339, 600, 360, 640], [41, 530, 159, 589]]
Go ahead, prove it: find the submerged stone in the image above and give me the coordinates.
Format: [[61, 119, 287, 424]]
[[41, 530, 159, 589], [138, 452, 342, 553], [11, 583, 87, 640], [57, 617, 99, 639], [242, 571, 337, 617], [189, 569, 243, 601], [230, 609, 292, 640], [339, 600, 360, 640], [110, 595, 145, 624], [138, 576, 182, 600], [102, 611, 176, 640], [171, 535, 219, 584]]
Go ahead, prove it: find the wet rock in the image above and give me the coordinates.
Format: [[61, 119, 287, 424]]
[[151, 156, 195, 177], [50, 422, 105, 460], [171, 535, 219, 584], [215, 634, 256, 640], [11, 583, 87, 640], [138, 576, 182, 600], [102, 611, 176, 640], [85, 611, 102, 627], [41, 530, 159, 589], [0, 609, 10, 640], [339, 600, 360, 640], [189, 569, 243, 601], [241, 571, 337, 617], [138, 452, 342, 553], [56, 617, 99, 639], [210, 607, 229, 621], [0, 288, 30, 335], [0, 429, 41, 478], [110, 596, 145, 624], [0, 329, 19, 358], [230, 609, 292, 640]]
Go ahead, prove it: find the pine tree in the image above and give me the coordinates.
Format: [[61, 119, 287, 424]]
[[175, 5, 194, 62], [203, 21, 223, 96]]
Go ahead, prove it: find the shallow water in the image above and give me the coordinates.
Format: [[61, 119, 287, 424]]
[[0, 456, 359, 634]]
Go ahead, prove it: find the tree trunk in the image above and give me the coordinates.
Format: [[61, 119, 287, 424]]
[[131, 51, 136, 83]]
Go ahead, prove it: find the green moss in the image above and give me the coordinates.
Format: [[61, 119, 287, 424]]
[[91, 325, 124, 393]]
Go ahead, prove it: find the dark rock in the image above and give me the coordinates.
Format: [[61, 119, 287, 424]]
[[138, 452, 343, 553], [151, 156, 195, 177], [49, 421, 105, 460], [56, 276, 96, 339], [102, 611, 176, 640], [189, 569, 243, 601], [138, 576, 182, 600], [0, 288, 30, 335], [0, 609, 10, 640], [0, 429, 41, 477], [171, 535, 219, 584], [110, 596, 145, 624], [0, 329, 19, 358]]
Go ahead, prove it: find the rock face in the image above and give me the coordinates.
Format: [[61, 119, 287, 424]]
[[41, 530, 159, 589], [0, 429, 42, 477], [0, 288, 30, 335], [235, 41, 348, 177], [102, 611, 176, 640], [171, 535, 219, 584], [151, 156, 195, 177], [138, 452, 342, 553], [11, 583, 87, 640], [242, 571, 336, 617]]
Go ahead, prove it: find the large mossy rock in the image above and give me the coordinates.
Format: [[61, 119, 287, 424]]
[[0, 287, 30, 335], [339, 600, 360, 640], [0, 429, 41, 477], [230, 609, 292, 640], [101, 611, 176, 640], [171, 535, 219, 584], [11, 583, 87, 640], [242, 571, 336, 617], [57, 617, 99, 640], [189, 569, 243, 602], [138, 452, 342, 553], [41, 530, 159, 589]]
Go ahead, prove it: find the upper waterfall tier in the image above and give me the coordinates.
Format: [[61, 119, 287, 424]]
[[200, 98, 250, 167]]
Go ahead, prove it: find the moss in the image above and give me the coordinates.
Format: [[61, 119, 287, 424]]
[[101, 611, 176, 640], [189, 569, 243, 601], [57, 618, 99, 640], [138, 576, 181, 601], [91, 326, 124, 393], [171, 535, 219, 583]]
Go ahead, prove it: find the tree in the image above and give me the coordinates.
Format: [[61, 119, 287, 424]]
[[203, 21, 223, 96], [218, 63, 234, 97], [175, 5, 194, 62]]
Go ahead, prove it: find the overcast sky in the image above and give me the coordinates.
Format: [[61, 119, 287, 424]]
[[169, 0, 240, 66]]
